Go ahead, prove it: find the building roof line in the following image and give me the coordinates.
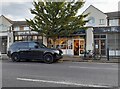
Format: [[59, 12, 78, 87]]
[[82, 5, 107, 16], [0, 15, 13, 24]]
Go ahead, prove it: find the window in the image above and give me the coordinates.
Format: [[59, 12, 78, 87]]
[[94, 35, 106, 39], [24, 26, 29, 30], [109, 19, 119, 26], [94, 35, 100, 38], [17, 42, 28, 49], [99, 19, 105, 25], [101, 35, 106, 38], [14, 27, 19, 31], [29, 42, 38, 48], [48, 37, 68, 49], [0, 24, 9, 31], [107, 33, 120, 50]]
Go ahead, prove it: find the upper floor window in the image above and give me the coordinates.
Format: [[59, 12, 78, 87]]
[[99, 19, 105, 25], [0, 24, 9, 31], [24, 26, 29, 30], [109, 19, 119, 26], [14, 27, 19, 31]]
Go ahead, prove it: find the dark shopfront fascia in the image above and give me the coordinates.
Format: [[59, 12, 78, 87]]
[[13, 30, 43, 43], [93, 26, 120, 57]]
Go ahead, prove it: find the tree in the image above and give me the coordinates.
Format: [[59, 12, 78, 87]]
[[26, 0, 89, 48]]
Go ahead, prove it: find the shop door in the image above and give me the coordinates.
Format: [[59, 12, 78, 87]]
[[67, 39, 73, 55], [74, 39, 85, 56], [94, 39, 106, 55], [74, 40, 79, 55], [1, 37, 7, 53]]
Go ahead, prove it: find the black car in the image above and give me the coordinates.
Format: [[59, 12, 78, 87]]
[[7, 41, 63, 63]]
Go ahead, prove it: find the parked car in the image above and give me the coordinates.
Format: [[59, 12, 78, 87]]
[[7, 41, 63, 64]]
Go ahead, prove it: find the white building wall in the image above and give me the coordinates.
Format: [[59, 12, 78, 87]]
[[0, 15, 13, 52], [83, 5, 107, 27], [7, 30, 14, 49], [82, 5, 108, 54], [43, 37, 47, 46], [0, 15, 12, 32], [86, 27, 94, 52]]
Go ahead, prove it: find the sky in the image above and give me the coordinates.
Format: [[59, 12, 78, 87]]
[[0, 0, 120, 21]]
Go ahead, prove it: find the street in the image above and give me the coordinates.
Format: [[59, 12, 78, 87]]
[[2, 59, 118, 88]]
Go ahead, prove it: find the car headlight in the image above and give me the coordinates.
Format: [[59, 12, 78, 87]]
[[54, 50, 59, 54]]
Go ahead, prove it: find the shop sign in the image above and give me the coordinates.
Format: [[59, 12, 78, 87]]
[[14, 31, 38, 35], [14, 31, 30, 35], [93, 26, 120, 33]]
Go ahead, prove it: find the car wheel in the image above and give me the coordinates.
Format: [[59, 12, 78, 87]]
[[44, 53, 54, 64], [12, 53, 20, 62]]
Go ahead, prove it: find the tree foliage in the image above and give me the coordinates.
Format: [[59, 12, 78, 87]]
[[26, 0, 88, 47]]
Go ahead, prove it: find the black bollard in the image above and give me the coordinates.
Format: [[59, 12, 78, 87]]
[[107, 47, 109, 61]]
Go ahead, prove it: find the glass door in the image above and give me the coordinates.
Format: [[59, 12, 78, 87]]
[[94, 39, 106, 55], [2, 36, 7, 53], [74, 40, 79, 55], [74, 39, 85, 56], [100, 40, 106, 55]]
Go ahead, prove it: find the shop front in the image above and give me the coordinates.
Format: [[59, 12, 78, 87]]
[[47, 36, 85, 56], [1, 36, 7, 53], [13, 30, 43, 43], [93, 26, 120, 57], [94, 34, 107, 56]]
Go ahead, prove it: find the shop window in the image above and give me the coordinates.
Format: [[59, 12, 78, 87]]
[[68, 40, 73, 49], [94, 35, 106, 39], [21, 36, 27, 41], [38, 36, 42, 40], [18, 36, 22, 41], [101, 35, 106, 38], [80, 40, 85, 54], [47, 37, 68, 49], [107, 33, 119, 50], [15, 36, 18, 41], [32, 36, 37, 40], [94, 35, 100, 38]]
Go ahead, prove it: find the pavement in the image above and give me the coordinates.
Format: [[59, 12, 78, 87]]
[[60, 55, 120, 63], [0, 54, 119, 63]]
